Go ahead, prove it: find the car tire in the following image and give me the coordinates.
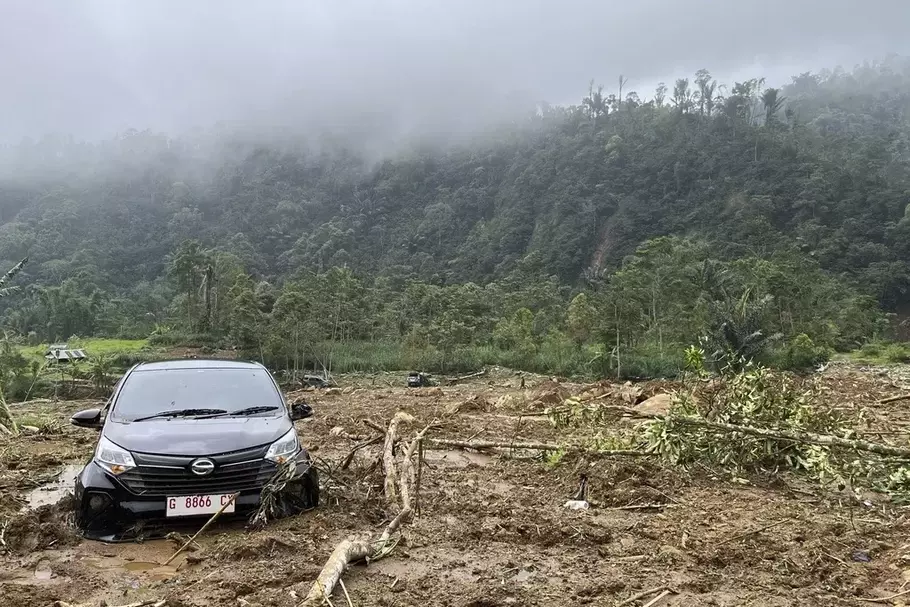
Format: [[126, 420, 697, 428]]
[[301, 465, 319, 509]]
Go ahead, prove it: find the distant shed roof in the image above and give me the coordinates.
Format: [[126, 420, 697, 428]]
[[45, 348, 87, 362]]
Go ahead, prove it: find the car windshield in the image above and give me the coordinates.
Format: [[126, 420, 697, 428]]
[[113, 368, 284, 422]]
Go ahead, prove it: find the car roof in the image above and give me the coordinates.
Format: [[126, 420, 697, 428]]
[[131, 359, 266, 372]]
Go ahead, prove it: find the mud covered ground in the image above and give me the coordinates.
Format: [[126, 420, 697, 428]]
[[2, 363, 910, 607]]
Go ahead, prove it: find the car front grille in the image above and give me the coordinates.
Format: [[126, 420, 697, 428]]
[[119, 444, 277, 497]]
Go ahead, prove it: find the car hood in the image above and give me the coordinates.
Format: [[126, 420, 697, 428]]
[[102, 416, 292, 456]]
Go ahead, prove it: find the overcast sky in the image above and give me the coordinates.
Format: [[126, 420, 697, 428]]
[[1, 0, 908, 144]]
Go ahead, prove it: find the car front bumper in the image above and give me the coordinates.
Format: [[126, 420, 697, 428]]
[[75, 450, 315, 540]]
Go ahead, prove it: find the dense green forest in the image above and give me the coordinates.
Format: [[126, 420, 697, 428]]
[[1, 57, 909, 378]]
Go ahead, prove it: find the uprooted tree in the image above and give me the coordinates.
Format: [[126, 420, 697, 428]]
[[549, 353, 910, 502], [298, 411, 428, 606]]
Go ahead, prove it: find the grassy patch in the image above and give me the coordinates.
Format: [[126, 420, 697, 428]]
[[19, 338, 153, 362], [843, 341, 910, 365]]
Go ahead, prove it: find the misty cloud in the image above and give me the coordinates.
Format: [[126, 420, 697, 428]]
[[2, 0, 908, 143]]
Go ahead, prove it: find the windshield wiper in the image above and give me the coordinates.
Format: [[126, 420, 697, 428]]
[[197, 406, 280, 419], [132, 408, 228, 422]]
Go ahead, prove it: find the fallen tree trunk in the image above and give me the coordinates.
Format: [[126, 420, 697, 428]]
[[382, 412, 414, 512], [549, 400, 910, 459], [671, 417, 910, 459], [299, 412, 423, 607], [879, 393, 910, 405], [446, 369, 487, 385], [398, 426, 430, 513], [300, 534, 372, 607], [426, 437, 651, 457]]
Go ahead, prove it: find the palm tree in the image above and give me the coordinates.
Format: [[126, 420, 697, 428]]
[[694, 69, 719, 116], [582, 81, 608, 127], [672, 78, 693, 113], [762, 88, 786, 126], [653, 83, 668, 107]]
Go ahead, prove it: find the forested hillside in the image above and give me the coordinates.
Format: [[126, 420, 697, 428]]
[[1, 57, 909, 377]]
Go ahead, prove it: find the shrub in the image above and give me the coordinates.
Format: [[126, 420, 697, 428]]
[[784, 334, 830, 371], [884, 343, 910, 363]]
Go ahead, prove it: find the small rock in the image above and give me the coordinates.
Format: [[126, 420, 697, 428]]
[[324, 388, 342, 396], [34, 562, 52, 580], [514, 569, 533, 583]]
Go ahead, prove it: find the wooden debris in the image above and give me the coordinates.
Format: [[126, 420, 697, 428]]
[[446, 369, 487, 385], [857, 588, 910, 603], [300, 535, 372, 606], [617, 586, 670, 607], [299, 411, 429, 607], [382, 412, 414, 512], [642, 590, 673, 607], [426, 438, 651, 457]]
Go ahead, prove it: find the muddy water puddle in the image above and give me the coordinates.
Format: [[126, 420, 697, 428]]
[[24, 463, 82, 509], [83, 556, 182, 581]]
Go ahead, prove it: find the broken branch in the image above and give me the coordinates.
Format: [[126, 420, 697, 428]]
[[879, 393, 910, 405], [642, 590, 673, 607], [340, 435, 383, 470], [300, 535, 372, 607], [163, 493, 237, 565], [858, 588, 910, 604], [617, 586, 669, 607]]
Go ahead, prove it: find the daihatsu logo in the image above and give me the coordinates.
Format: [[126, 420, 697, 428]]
[[190, 458, 215, 476]]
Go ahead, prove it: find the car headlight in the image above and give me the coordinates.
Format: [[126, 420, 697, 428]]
[[265, 428, 299, 464], [94, 435, 136, 475]]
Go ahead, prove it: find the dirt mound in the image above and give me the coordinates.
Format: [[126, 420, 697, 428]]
[[213, 534, 302, 561], [5, 583, 64, 607], [446, 395, 492, 415], [414, 387, 444, 398], [568, 381, 655, 405], [3, 496, 79, 554], [529, 380, 571, 407], [637, 393, 674, 416]]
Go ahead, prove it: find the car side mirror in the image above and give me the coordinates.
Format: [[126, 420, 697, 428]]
[[290, 402, 313, 421], [71, 408, 103, 429]]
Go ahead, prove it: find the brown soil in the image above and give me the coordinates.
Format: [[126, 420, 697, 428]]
[[1, 363, 909, 606]]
